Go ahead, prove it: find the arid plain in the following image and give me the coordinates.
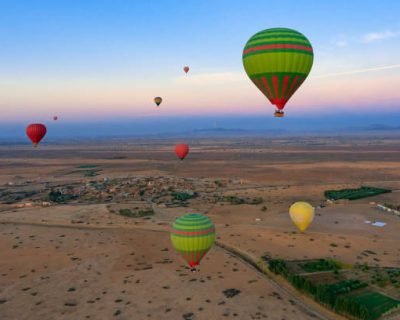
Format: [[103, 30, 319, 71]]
[[0, 135, 399, 320]]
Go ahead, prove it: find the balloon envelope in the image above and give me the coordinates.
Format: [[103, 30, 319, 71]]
[[183, 66, 189, 74], [53, 116, 58, 121], [26, 124, 47, 147], [170, 213, 215, 268], [289, 201, 315, 232], [175, 143, 189, 160], [242, 28, 313, 113], [154, 97, 162, 106]]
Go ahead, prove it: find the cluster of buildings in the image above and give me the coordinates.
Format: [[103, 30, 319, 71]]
[[4, 176, 230, 208]]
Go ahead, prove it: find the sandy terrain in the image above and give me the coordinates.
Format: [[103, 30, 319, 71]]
[[0, 136, 399, 319]]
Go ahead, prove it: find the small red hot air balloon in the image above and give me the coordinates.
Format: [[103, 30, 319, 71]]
[[183, 66, 189, 74], [175, 144, 189, 160], [26, 124, 47, 147], [53, 116, 58, 121]]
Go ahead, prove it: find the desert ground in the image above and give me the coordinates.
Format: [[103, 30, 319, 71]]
[[0, 135, 399, 320]]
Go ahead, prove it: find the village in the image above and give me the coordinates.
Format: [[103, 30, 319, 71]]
[[0, 174, 267, 215]]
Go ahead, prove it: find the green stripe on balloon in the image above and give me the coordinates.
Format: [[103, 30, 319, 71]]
[[254, 28, 302, 35], [173, 225, 213, 230], [250, 33, 307, 40], [173, 220, 213, 227], [244, 51, 313, 74], [247, 35, 309, 43], [171, 233, 215, 239], [243, 49, 313, 58]]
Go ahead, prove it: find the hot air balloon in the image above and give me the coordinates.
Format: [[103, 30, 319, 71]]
[[175, 143, 189, 160], [154, 97, 162, 107], [242, 28, 313, 117], [183, 66, 189, 74], [289, 201, 315, 232], [26, 124, 47, 147], [53, 116, 58, 121], [170, 213, 215, 271]]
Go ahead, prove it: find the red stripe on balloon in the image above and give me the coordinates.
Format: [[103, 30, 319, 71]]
[[243, 44, 313, 55], [172, 227, 215, 236], [287, 75, 300, 98], [261, 77, 274, 99], [252, 78, 263, 92], [281, 75, 290, 98], [272, 75, 279, 98]]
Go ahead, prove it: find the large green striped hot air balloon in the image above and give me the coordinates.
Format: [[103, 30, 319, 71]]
[[170, 213, 215, 271], [243, 28, 313, 117]]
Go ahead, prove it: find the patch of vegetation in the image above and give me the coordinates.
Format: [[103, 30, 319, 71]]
[[301, 259, 341, 273], [324, 186, 391, 201], [343, 291, 400, 320], [223, 195, 245, 205], [172, 191, 196, 201], [268, 259, 289, 276], [0, 190, 37, 204], [46, 191, 77, 203], [222, 288, 241, 298], [214, 180, 225, 187], [118, 208, 154, 218], [323, 279, 367, 297], [223, 195, 264, 205], [249, 197, 264, 205], [368, 268, 400, 287], [265, 258, 400, 320], [83, 170, 100, 177]]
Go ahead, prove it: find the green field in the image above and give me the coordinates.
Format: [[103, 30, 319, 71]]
[[325, 279, 367, 295], [348, 291, 400, 320], [301, 259, 340, 273], [266, 258, 400, 320], [324, 186, 391, 201]]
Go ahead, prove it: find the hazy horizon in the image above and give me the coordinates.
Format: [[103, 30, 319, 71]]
[[2, 112, 400, 142]]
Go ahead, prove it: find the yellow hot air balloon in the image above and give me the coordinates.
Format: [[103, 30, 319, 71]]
[[289, 202, 314, 232]]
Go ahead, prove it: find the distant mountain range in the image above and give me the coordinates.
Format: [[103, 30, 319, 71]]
[[1, 119, 400, 143], [188, 127, 288, 136], [363, 124, 400, 131]]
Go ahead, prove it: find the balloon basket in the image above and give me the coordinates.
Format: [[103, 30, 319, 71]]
[[274, 111, 284, 117]]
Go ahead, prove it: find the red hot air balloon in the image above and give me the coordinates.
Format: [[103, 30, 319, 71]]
[[53, 116, 58, 121], [175, 144, 189, 160], [26, 124, 47, 147], [183, 66, 189, 74]]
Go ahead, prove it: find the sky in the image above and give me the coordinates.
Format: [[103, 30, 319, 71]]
[[1, 0, 400, 126]]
